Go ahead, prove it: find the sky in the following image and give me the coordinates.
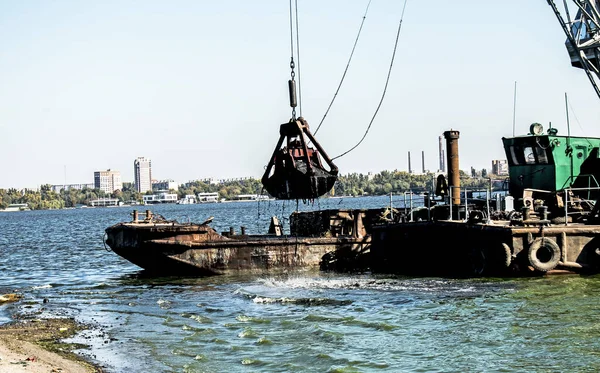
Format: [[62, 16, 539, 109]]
[[1, 0, 600, 189]]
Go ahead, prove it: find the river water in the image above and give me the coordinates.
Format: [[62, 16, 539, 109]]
[[1, 196, 600, 372]]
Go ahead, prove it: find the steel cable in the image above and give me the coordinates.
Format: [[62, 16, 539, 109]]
[[332, 0, 409, 161], [314, 0, 372, 136]]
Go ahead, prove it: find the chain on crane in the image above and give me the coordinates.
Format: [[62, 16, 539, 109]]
[[260, 0, 338, 201], [289, 57, 297, 120]]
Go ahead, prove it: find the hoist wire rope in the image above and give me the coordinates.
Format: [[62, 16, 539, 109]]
[[567, 98, 594, 146], [294, 0, 303, 118], [288, 0, 295, 61], [314, 0, 373, 136], [332, 0, 408, 161]]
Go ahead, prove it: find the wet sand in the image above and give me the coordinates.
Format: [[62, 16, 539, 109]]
[[0, 318, 103, 373]]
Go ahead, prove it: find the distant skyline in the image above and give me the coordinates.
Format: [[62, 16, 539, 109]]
[[2, 1, 600, 189]]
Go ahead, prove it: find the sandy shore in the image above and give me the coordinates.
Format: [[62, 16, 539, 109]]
[[0, 318, 103, 373]]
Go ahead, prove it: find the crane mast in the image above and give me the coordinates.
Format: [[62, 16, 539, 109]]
[[548, 0, 600, 99]]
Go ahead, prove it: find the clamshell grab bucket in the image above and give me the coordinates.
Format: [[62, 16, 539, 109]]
[[262, 117, 338, 200]]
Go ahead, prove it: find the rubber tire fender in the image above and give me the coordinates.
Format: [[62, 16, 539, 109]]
[[501, 243, 512, 268], [527, 238, 561, 272]]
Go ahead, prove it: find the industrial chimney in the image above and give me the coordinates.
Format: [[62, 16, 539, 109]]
[[408, 151, 412, 174], [422, 151, 425, 174], [443, 130, 460, 206], [438, 136, 444, 172]]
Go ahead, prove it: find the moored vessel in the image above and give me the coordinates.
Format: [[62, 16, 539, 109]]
[[371, 126, 600, 277], [104, 209, 387, 275]]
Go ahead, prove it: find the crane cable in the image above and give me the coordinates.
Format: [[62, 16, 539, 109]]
[[289, 0, 302, 119], [332, 0, 409, 161], [314, 0, 373, 136]]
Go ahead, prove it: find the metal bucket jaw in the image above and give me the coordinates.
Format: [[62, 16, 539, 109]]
[[262, 117, 338, 200]]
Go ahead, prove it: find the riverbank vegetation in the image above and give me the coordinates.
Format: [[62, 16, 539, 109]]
[[0, 170, 501, 210]]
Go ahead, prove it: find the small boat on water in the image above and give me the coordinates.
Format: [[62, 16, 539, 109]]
[[104, 208, 387, 275]]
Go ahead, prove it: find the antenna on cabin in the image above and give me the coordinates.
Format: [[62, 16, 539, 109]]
[[565, 92, 571, 137], [512, 81, 517, 136]]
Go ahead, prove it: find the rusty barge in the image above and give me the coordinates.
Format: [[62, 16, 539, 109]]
[[104, 209, 388, 276], [371, 126, 600, 277]]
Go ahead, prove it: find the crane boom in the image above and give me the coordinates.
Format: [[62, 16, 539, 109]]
[[548, 0, 600, 100]]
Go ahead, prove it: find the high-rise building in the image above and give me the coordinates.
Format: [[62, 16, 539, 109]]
[[134, 157, 152, 193], [152, 179, 178, 192], [492, 160, 509, 176], [94, 170, 122, 193]]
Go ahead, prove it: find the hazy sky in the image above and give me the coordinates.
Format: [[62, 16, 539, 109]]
[[1, 1, 599, 189]]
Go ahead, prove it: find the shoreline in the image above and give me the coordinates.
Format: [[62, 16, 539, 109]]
[[0, 317, 104, 373]]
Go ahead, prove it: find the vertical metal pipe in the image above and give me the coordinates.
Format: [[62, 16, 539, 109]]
[[449, 186, 453, 220], [410, 192, 413, 222], [389, 192, 394, 221], [564, 190, 569, 226], [486, 190, 490, 223], [444, 130, 461, 206], [464, 188, 468, 222]]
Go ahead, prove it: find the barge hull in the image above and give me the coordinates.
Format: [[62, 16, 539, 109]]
[[105, 209, 378, 276], [371, 221, 600, 276]]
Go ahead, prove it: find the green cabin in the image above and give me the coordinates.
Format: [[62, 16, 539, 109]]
[[502, 123, 600, 202]]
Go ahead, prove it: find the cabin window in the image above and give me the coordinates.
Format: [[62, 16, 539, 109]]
[[509, 144, 550, 166], [524, 147, 536, 164], [534, 146, 549, 164], [510, 146, 521, 165]]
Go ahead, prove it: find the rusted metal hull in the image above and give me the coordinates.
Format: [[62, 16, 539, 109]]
[[104, 209, 378, 276], [371, 220, 600, 276]]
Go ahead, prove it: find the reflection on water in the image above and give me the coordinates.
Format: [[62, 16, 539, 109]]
[[1, 197, 600, 372]]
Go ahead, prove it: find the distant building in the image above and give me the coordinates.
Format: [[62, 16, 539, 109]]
[[51, 183, 94, 193], [143, 192, 177, 204], [183, 177, 256, 187], [134, 157, 152, 193], [88, 198, 120, 207], [152, 179, 178, 192], [197, 192, 219, 203], [492, 160, 509, 176], [94, 170, 122, 193]]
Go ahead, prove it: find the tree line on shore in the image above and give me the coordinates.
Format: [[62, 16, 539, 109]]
[[0, 170, 499, 210]]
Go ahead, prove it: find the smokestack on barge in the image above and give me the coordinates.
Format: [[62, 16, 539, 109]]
[[444, 130, 460, 207]]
